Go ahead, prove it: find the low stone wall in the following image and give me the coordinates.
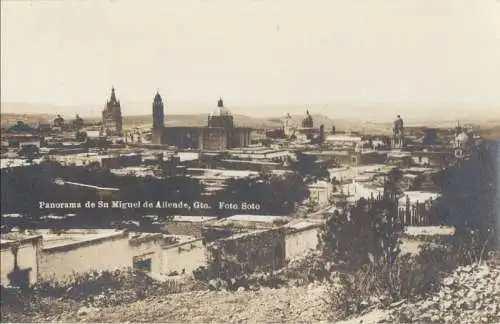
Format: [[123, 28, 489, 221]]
[[206, 228, 286, 278], [164, 222, 206, 238]]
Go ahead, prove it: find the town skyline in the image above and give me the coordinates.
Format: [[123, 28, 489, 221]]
[[1, 97, 499, 124]]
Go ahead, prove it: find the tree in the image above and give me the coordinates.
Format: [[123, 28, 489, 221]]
[[17, 144, 39, 159], [291, 152, 330, 183], [320, 177, 402, 269], [435, 140, 498, 262], [217, 173, 309, 215]]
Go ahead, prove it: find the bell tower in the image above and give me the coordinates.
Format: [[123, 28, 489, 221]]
[[392, 115, 406, 149], [102, 87, 123, 135], [152, 91, 165, 144]]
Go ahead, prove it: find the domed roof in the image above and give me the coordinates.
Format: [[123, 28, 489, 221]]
[[54, 114, 65, 122], [456, 131, 469, 144], [303, 114, 313, 122], [301, 109, 314, 127], [210, 98, 232, 117]]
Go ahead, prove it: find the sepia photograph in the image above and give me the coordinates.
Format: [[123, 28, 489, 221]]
[[1, 0, 499, 323]]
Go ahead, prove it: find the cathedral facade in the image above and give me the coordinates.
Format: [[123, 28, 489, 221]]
[[102, 87, 123, 135], [151, 95, 251, 151]]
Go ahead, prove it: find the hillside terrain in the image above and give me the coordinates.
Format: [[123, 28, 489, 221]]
[[6, 261, 498, 323], [480, 125, 500, 140]]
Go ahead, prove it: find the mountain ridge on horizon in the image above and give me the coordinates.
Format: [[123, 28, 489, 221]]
[[2, 110, 499, 136], [1, 101, 498, 122]]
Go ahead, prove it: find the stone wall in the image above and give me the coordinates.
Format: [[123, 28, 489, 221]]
[[206, 228, 286, 277], [164, 221, 206, 238]]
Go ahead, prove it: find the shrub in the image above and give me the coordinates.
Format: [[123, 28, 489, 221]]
[[326, 269, 372, 320], [327, 244, 458, 320], [34, 268, 130, 300], [279, 253, 332, 285], [372, 244, 456, 302], [452, 226, 496, 266], [3, 268, 181, 311], [320, 185, 469, 317], [320, 195, 402, 270]]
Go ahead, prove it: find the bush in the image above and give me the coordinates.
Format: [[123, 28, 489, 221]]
[[373, 244, 456, 302], [279, 253, 333, 285], [320, 188, 469, 317], [33, 269, 131, 300], [327, 244, 458, 319], [3, 268, 181, 311], [452, 226, 496, 266], [320, 195, 402, 270], [327, 270, 372, 319]]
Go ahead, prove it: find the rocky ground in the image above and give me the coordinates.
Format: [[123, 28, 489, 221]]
[[3, 257, 500, 323], [27, 262, 500, 323], [339, 261, 500, 324], [60, 284, 331, 323], [385, 262, 500, 324]]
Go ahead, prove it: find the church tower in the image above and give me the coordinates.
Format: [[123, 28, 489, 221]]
[[152, 91, 164, 130], [152, 91, 165, 144], [283, 112, 293, 138], [102, 87, 123, 135], [392, 115, 406, 149]]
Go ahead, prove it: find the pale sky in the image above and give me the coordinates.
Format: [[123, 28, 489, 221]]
[[1, 0, 500, 117]]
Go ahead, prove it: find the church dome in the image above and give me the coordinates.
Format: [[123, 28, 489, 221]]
[[210, 98, 232, 117], [301, 109, 314, 128], [456, 131, 469, 144]]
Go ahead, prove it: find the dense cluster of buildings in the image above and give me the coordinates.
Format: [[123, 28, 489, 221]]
[[0, 85, 481, 289]]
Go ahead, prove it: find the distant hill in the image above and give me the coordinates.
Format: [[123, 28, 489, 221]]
[[1, 113, 57, 127], [121, 114, 342, 131], [2, 101, 498, 135], [1, 111, 387, 133], [480, 126, 500, 141], [102, 114, 393, 134], [2, 100, 498, 123]]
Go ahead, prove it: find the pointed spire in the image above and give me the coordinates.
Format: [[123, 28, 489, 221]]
[[154, 89, 162, 103], [110, 86, 117, 103], [217, 97, 224, 107]]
